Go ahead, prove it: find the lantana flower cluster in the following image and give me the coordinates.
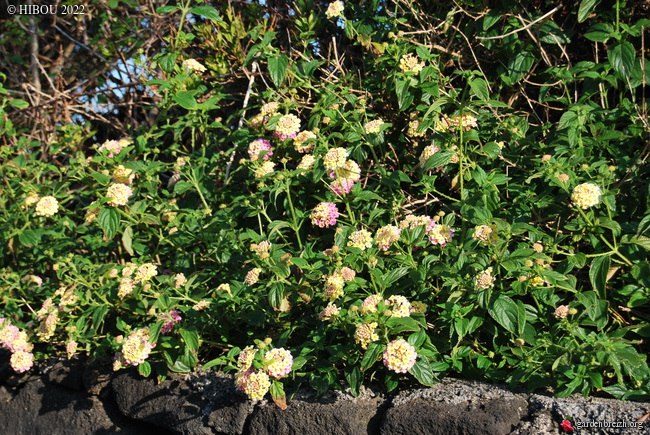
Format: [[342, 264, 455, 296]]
[[115, 262, 158, 299], [182, 58, 207, 74], [0, 318, 35, 373], [419, 144, 440, 166], [98, 138, 131, 158], [310, 202, 339, 228], [475, 267, 496, 290], [383, 339, 417, 373], [273, 113, 301, 141], [235, 345, 294, 401], [248, 139, 274, 161], [35, 196, 59, 217], [473, 224, 498, 245], [425, 219, 455, 246], [325, 0, 344, 19], [106, 183, 133, 207], [571, 183, 601, 209], [115, 327, 155, 368], [399, 53, 425, 73]]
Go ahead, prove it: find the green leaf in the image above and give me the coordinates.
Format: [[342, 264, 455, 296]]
[[268, 55, 289, 87], [180, 328, 200, 352], [408, 330, 427, 348], [622, 235, 650, 251], [395, 79, 413, 111], [9, 99, 29, 109], [158, 53, 177, 73], [409, 358, 436, 386], [361, 343, 383, 371], [138, 361, 152, 377], [122, 226, 134, 256], [385, 372, 398, 392], [98, 208, 120, 240], [381, 267, 410, 287], [589, 255, 610, 296], [148, 321, 164, 345], [345, 365, 362, 397], [90, 171, 111, 185], [483, 11, 501, 30], [269, 284, 284, 309], [507, 50, 535, 83], [190, 6, 222, 22], [469, 77, 489, 101], [156, 6, 178, 14], [488, 294, 519, 335], [578, 0, 601, 23], [584, 23, 614, 42], [172, 360, 191, 373], [270, 379, 285, 399], [608, 41, 636, 77], [386, 317, 421, 334], [422, 151, 453, 171], [174, 91, 198, 110], [19, 229, 42, 246], [202, 357, 225, 371]]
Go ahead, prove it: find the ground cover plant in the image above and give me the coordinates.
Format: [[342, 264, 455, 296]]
[[1, 0, 649, 405]]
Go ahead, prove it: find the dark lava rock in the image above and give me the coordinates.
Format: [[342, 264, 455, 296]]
[[248, 386, 386, 435], [112, 369, 206, 434], [381, 379, 528, 435], [0, 375, 153, 434]]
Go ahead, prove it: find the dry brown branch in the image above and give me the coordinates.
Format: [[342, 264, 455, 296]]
[[476, 7, 560, 40]]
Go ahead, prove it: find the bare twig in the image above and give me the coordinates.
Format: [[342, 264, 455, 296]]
[[224, 60, 259, 184], [476, 7, 560, 40]]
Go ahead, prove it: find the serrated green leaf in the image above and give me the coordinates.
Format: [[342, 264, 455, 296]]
[[122, 226, 134, 256], [345, 365, 362, 397], [9, 99, 29, 109], [138, 361, 152, 377], [396, 79, 413, 111], [488, 294, 519, 334], [589, 255, 610, 296], [422, 151, 453, 171], [98, 208, 120, 240], [382, 267, 410, 287], [270, 379, 285, 399], [180, 328, 200, 352], [469, 77, 489, 101], [19, 229, 42, 246], [386, 316, 421, 334], [583, 22, 613, 42], [361, 343, 383, 371], [608, 41, 636, 78], [90, 171, 111, 185], [269, 284, 284, 309], [156, 5, 178, 14], [409, 358, 436, 386], [268, 55, 289, 87], [172, 360, 191, 373], [158, 53, 177, 73], [174, 91, 198, 110], [190, 6, 221, 22], [578, 0, 601, 23]]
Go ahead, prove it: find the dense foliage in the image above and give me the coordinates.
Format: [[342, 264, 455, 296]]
[[1, 0, 649, 403]]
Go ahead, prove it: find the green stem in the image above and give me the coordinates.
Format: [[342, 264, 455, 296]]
[[285, 181, 303, 250], [344, 199, 356, 225], [187, 168, 210, 211], [575, 206, 632, 266]]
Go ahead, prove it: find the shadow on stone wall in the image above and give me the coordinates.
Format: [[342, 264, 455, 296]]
[[1, 354, 648, 435]]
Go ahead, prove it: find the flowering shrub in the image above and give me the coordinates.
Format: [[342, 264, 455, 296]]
[[1, 0, 649, 405]]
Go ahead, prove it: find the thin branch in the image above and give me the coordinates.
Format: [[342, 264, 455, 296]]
[[54, 24, 109, 64], [476, 7, 560, 40]]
